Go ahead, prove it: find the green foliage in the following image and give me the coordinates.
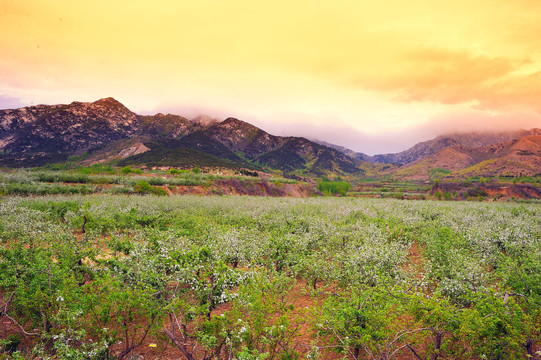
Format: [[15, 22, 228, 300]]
[[120, 166, 142, 174], [151, 186, 167, 196], [134, 179, 152, 193], [0, 195, 540, 358], [461, 293, 525, 360], [240, 169, 259, 177], [3, 334, 21, 354], [318, 285, 413, 359], [429, 167, 451, 180], [444, 191, 452, 200], [0, 182, 97, 195], [168, 168, 186, 175], [133, 180, 167, 196], [317, 181, 351, 196], [229, 269, 301, 359], [77, 163, 116, 174]]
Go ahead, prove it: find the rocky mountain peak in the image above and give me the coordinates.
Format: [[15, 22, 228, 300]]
[[93, 97, 126, 108], [211, 117, 264, 137], [0, 98, 140, 164], [220, 117, 257, 128]]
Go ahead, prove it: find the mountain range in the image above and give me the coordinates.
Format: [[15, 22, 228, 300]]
[[0, 98, 359, 175], [1, 97, 540, 179]]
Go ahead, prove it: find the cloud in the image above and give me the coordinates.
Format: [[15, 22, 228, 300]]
[[398, 48, 519, 88], [264, 108, 541, 155], [0, 95, 24, 109], [253, 116, 439, 155], [3, 0, 541, 145], [350, 47, 541, 112], [424, 109, 541, 134], [139, 102, 233, 121]]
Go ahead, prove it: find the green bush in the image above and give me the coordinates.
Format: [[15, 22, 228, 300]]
[[133, 180, 167, 196], [134, 180, 152, 194], [151, 187, 167, 196], [4, 334, 21, 353], [147, 177, 166, 186], [121, 166, 142, 174], [240, 169, 259, 177], [169, 168, 184, 175], [317, 181, 351, 196]]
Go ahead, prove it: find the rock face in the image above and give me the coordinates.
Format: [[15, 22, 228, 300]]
[[0, 98, 139, 164], [117, 143, 151, 159]]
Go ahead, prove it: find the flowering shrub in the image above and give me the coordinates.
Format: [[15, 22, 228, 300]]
[[0, 195, 540, 359]]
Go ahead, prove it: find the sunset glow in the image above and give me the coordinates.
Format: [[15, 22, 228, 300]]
[[2, 0, 541, 153]]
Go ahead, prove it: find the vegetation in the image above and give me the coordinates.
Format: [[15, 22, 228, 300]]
[[240, 169, 259, 177], [120, 166, 143, 175], [317, 180, 351, 196], [429, 167, 451, 180], [133, 180, 167, 196], [1, 195, 540, 359], [117, 140, 250, 169], [2, 168, 541, 201]]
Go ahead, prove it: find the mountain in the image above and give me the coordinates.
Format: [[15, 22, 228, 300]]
[[0, 98, 139, 165], [316, 129, 541, 179], [355, 129, 541, 166], [1, 97, 539, 179], [370, 137, 461, 166], [137, 113, 202, 139], [453, 134, 541, 178], [122, 118, 362, 175], [441, 129, 541, 148], [392, 133, 541, 180], [0, 98, 363, 175]]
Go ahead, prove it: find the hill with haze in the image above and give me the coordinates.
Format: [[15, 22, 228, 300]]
[[372, 130, 541, 179]]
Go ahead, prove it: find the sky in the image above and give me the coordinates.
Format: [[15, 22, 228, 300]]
[[2, 0, 541, 154]]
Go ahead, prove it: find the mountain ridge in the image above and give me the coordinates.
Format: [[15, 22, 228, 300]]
[[0, 98, 363, 175], [1, 98, 540, 179]]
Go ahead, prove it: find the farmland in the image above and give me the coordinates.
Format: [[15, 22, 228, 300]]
[[1, 194, 540, 359]]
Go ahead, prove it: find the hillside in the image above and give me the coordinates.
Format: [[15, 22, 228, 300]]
[[392, 134, 541, 179], [370, 137, 461, 166], [0, 98, 139, 165]]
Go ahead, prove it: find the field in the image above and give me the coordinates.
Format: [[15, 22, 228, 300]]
[[1, 194, 541, 359], [2, 167, 541, 202]]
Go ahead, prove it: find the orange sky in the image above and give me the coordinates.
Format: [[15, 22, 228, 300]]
[[2, 0, 541, 153]]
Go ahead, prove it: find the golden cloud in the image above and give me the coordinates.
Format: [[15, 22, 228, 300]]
[[350, 47, 541, 112]]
